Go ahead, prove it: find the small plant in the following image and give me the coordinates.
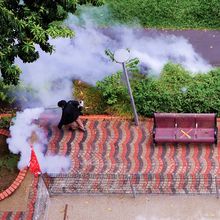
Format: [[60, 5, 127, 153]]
[[0, 153, 19, 172], [0, 116, 12, 129], [97, 71, 129, 104]]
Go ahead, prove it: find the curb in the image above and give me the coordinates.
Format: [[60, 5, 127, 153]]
[[0, 168, 28, 201]]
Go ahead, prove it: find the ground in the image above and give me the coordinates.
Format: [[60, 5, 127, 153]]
[[47, 194, 220, 220], [0, 135, 19, 192], [0, 173, 33, 211]]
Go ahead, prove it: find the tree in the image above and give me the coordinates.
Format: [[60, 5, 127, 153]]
[[0, 0, 103, 85]]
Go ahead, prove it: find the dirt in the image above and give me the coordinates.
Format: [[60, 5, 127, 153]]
[[0, 135, 19, 192], [0, 167, 19, 192], [0, 172, 33, 211]]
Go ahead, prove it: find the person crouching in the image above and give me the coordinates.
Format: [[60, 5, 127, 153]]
[[57, 100, 85, 132]]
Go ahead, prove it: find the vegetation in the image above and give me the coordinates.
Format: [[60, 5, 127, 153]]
[[0, 80, 14, 103], [0, 0, 103, 86], [0, 154, 19, 173], [0, 115, 19, 191], [0, 115, 12, 129], [106, 0, 220, 29], [94, 63, 220, 117], [74, 80, 105, 115]]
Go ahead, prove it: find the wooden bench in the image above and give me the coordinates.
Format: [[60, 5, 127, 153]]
[[153, 113, 218, 145]]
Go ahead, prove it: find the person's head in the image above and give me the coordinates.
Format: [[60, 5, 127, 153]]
[[57, 100, 67, 108]]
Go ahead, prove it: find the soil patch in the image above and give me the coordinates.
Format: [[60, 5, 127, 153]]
[[0, 167, 19, 192], [0, 135, 19, 192]]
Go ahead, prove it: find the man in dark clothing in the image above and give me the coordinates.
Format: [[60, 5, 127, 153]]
[[57, 100, 85, 132]]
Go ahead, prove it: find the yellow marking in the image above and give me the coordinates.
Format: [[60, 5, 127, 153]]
[[180, 129, 191, 139]]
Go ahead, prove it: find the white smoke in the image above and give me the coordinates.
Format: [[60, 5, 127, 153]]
[[15, 11, 211, 108], [7, 108, 71, 173]]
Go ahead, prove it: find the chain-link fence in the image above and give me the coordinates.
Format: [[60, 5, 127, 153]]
[[42, 173, 220, 198]]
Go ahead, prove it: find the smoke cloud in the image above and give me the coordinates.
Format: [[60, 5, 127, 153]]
[[15, 9, 211, 108], [7, 108, 71, 173]]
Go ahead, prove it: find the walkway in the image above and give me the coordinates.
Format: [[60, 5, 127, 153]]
[[40, 115, 220, 177], [47, 194, 220, 220], [145, 29, 220, 66]]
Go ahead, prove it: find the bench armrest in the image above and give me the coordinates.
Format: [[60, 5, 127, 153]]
[[195, 123, 198, 138]]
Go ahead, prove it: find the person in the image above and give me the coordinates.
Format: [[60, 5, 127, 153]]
[[57, 99, 85, 132]]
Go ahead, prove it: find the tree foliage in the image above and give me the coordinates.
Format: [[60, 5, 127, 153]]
[[0, 0, 103, 85]]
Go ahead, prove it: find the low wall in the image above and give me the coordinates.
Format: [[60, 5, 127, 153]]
[[32, 177, 50, 220]]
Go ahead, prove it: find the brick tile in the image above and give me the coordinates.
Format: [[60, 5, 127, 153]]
[[0, 193, 5, 200]]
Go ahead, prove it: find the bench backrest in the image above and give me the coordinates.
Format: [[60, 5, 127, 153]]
[[196, 114, 216, 128], [154, 113, 176, 128], [176, 114, 196, 128], [154, 113, 217, 128]]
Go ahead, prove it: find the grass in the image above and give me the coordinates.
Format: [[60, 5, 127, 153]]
[[105, 0, 220, 29]]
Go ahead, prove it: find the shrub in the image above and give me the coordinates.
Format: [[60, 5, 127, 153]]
[[133, 63, 220, 116], [96, 71, 129, 105], [96, 71, 133, 116]]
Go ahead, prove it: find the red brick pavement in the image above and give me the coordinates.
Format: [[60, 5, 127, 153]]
[[40, 115, 220, 177]]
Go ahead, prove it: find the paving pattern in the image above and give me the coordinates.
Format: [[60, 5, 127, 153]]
[[0, 212, 25, 220], [40, 116, 220, 177]]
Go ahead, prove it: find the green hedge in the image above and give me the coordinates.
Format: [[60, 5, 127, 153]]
[[106, 0, 220, 29], [133, 63, 220, 116], [96, 63, 220, 117]]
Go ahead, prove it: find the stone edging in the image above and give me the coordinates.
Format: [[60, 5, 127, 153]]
[[0, 114, 28, 201], [0, 168, 28, 201]]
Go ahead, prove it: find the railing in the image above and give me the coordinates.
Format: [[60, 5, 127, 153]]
[[42, 173, 220, 198]]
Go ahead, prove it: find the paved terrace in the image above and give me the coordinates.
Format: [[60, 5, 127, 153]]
[[39, 113, 220, 177]]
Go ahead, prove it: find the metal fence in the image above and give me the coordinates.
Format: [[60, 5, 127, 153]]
[[42, 173, 220, 198]]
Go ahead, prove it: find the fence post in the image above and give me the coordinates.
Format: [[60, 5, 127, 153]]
[[215, 176, 219, 199], [128, 175, 136, 198]]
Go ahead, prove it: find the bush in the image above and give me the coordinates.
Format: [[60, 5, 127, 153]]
[[96, 71, 129, 105], [96, 71, 133, 116], [133, 63, 220, 116]]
